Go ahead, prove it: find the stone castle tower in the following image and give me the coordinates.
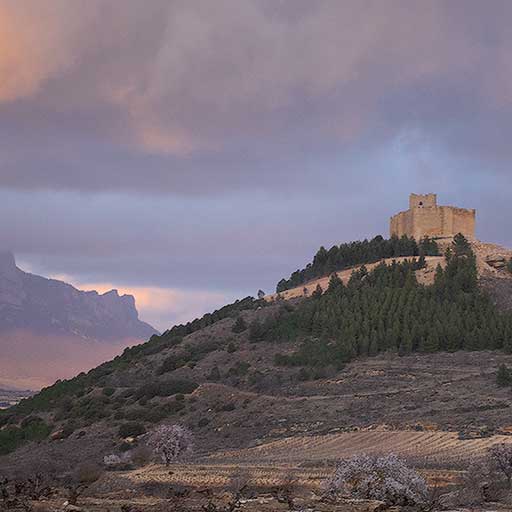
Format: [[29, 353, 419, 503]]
[[390, 193, 475, 240]]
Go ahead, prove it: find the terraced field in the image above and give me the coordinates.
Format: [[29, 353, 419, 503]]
[[209, 430, 512, 466], [122, 462, 328, 490], [114, 430, 512, 493]]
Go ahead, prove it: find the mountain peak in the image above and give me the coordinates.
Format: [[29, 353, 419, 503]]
[[0, 251, 16, 274], [0, 256, 158, 341]]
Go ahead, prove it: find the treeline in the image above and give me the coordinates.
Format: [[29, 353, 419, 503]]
[[252, 235, 512, 367], [276, 235, 439, 292]]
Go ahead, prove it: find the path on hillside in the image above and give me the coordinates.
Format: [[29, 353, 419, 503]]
[[266, 256, 444, 301]]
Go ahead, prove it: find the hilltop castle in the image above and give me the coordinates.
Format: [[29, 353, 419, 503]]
[[390, 193, 475, 240]]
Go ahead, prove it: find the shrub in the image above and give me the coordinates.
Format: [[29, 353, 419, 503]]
[[135, 379, 198, 400], [64, 462, 103, 505], [157, 354, 188, 375], [118, 422, 146, 438], [146, 424, 193, 465], [60, 420, 77, 439], [197, 417, 210, 428], [507, 258, 512, 274], [207, 366, 221, 381], [232, 316, 247, 333], [131, 445, 152, 467], [297, 368, 310, 381], [227, 361, 251, 377], [102, 387, 115, 396], [226, 342, 238, 353], [0, 417, 51, 455], [123, 406, 166, 423], [497, 364, 512, 387], [326, 453, 427, 506], [163, 400, 185, 416], [248, 319, 266, 342]]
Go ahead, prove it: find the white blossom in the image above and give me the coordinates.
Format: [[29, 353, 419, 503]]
[[146, 424, 193, 465], [326, 453, 427, 506]]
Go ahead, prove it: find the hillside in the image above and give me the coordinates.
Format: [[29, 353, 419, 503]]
[[2, 234, 512, 472]]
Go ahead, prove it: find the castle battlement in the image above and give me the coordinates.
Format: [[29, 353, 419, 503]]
[[390, 193, 475, 240]]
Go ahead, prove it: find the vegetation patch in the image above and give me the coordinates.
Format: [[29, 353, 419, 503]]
[[135, 379, 198, 400], [276, 234, 439, 292], [0, 416, 51, 455], [273, 235, 512, 368]]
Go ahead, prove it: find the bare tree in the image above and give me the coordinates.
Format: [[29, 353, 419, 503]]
[[325, 453, 428, 507], [146, 424, 194, 466], [489, 444, 512, 488], [454, 459, 492, 506], [62, 462, 103, 506], [271, 472, 298, 510]]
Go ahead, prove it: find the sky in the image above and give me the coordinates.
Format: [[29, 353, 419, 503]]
[[1, 0, 512, 332]]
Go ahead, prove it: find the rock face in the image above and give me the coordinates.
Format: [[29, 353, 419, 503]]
[[0, 252, 158, 341]]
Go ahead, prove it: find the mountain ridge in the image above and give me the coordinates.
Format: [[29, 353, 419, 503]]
[[0, 251, 158, 341]]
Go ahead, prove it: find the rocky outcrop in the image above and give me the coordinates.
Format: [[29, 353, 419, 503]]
[[480, 276, 512, 312], [470, 240, 512, 278], [0, 251, 158, 341]]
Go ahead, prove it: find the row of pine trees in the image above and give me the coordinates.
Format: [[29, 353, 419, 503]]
[[276, 235, 440, 292]]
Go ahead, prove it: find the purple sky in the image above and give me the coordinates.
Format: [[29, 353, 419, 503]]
[[1, 0, 512, 331]]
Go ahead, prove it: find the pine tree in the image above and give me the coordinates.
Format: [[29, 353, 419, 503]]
[[452, 233, 472, 257], [497, 364, 512, 387], [328, 273, 344, 292], [399, 329, 413, 356], [312, 284, 323, 298]]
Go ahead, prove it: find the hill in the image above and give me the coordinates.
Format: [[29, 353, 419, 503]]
[[2, 234, 512, 471]]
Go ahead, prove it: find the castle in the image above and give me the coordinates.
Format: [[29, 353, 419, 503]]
[[390, 193, 475, 240]]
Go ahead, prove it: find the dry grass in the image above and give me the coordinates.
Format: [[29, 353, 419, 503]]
[[265, 256, 445, 301]]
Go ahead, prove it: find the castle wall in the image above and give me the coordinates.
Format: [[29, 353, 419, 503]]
[[450, 207, 476, 239], [411, 207, 444, 239], [390, 195, 475, 240]]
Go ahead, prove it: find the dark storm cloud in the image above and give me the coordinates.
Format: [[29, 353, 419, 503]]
[[1, 0, 512, 193], [1, 1, 512, 329]]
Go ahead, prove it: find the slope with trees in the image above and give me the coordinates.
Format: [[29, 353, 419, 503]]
[[276, 235, 439, 292]]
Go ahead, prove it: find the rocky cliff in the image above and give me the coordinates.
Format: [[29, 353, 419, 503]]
[[0, 252, 158, 341]]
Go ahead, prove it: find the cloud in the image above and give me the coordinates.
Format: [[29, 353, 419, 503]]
[[0, 1, 94, 102], [1, 0, 512, 184]]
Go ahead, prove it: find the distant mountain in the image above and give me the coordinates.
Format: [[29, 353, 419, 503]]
[[0, 252, 157, 341]]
